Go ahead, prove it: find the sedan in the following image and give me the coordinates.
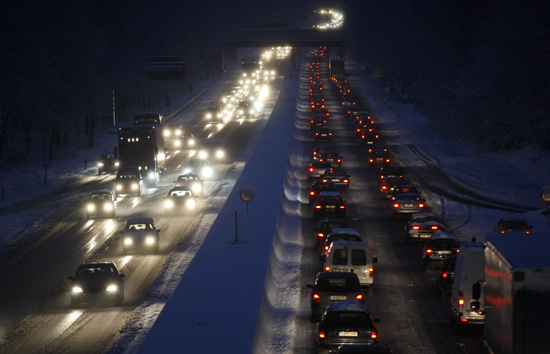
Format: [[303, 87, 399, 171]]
[[120, 217, 160, 254], [97, 153, 119, 175], [322, 168, 350, 190], [314, 218, 350, 251], [164, 187, 199, 214], [379, 176, 407, 200], [173, 173, 203, 196], [183, 158, 215, 180], [493, 217, 533, 233], [317, 151, 342, 168], [309, 180, 337, 205], [308, 161, 333, 181], [69, 261, 124, 307], [313, 191, 347, 219], [403, 212, 446, 243], [422, 231, 460, 270], [85, 191, 116, 219], [315, 126, 333, 141], [391, 194, 425, 219], [307, 272, 367, 322], [316, 300, 380, 352], [368, 151, 391, 169]]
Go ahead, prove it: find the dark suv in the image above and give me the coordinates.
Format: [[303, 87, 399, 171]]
[[493, 218, 533, 233]]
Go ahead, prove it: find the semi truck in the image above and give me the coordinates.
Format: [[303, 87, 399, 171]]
[[329, 57, 345, 77], [117, 114, 165, 187], [484, 232, 550, 354]]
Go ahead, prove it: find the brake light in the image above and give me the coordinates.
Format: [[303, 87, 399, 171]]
[[426, 249, 433, 254], [381, 185, 388, 191], [412, 226, 420, 230], [460, 318, 469, 323], [369, 159, 374, 163], [419, 203, 425, 208], [322, 178, 329, 183], [310, 191, 316, 196], [371, 332, 377, 339], [386, 159, 391, 163], [369, 267, 374, 278], [431, 226, 439, 230], [325, 266, 330, 271], [442, 272, 449, 279], [312, 293, 320, 303], [319, 331, 325, 339], [356, 294, 364, 302], [315, 205, 322, 209], [317, 233, 325, 238], [337, 158, 341, 163], [393, 203, 400, 208], [309, 167, 315, 172], [339, 205, 345, 209], [343, 179, 349, 183]]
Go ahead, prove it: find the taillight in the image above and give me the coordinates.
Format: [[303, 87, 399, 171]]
[[309, 167, 315, 172], [337, 158, 341, 163], [312, 293, 320, 303], [343, 179, 349, 183], [317, 233, 325, 238], [412, 226, 420, 230], [339, 205, 345, 209], [369, 267, 374, 278], [386, 159, 391, 163], [381, 185, 388, 191], [369, 159, 374, 163], [315, 205, 322, 209], [325, 266, 330, 271], [426, 249, 433, 254], [393, 203, 400, 208], [442, 272, 449, 279], [310, 191, 315, 196], [356, 294, 364, 301], [371, 332, 377, 339], [319, 331, 325, 339], [419, 203, 425, 208], [431, 226, 439, 230]]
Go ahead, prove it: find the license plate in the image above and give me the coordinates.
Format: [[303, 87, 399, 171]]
[[439, 250, 451, 255], [332, 179, 341, 182], [338, 331, 358, 337], [326, 205, 335, 209], [330, 295, 347, 300], [404, 203, 415, 208], [333, 268, 349, 272], [469, 311, 482, 317]]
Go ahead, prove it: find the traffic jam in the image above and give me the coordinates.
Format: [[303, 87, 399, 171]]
[[300, 46, 471, 353]]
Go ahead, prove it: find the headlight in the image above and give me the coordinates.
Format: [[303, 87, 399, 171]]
[[124, 237, 133, 245], [115, 162, 120, 167], [199, 151, 207, 159], [206, 113, 212, 119], [164, 130, 171, 138], [191, 183, 202, 194], [116, 184, 122, 191], [216, 150, 225, 159], [72, 286, 83, 293], [145, 236, 156, 245], [174, 140, 182, 147], [106, 284, 118, 292], [87, 204, 95, 212], [103, 203, 113, 212], [175, 128, 182, 136], [147, 172, 155, 180], [186, 198, 197, 208], [165, 200, 174, 209], [131, 183, 139, 190], [98, 162, 104, 167], [188, 139, 195, 146], [202, 167, 213, 178]]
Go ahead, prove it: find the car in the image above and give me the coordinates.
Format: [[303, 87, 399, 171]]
[[97, 153, 119, 175], [354, 111, 373, 124], [322, 168, 350, 190], [367, 141, 388, 155], [307, 272, 367, 322], [355, 120, 375, 138], [436, 255, 457, 298], [317, 151, 342, 168], [237, 100, 261, 118], [312, 145, 331, 160], [322, 228, 363, 256], [68, 261, 124, 307], [162, 124, 184, 139], [314, 218, 350, 251], [316, 300, 380, 352], [309, 180, 337, 204], [493, 217, 533, 233], [390, 184, 421, 201], [182, 158, 215, 180], [323, 240, 377, 287], [198, 138, 226, 162], [421, 231, 460, 270], [310, 114, 328, 130], [368, 151, 391, 168], [163, 187, 199, 214], [377, 166, 405, 185], [120, 217, 160, 254], [172, 133, 196, 149], [360, 129, 379, 145], [173, 173, 203, 196], [315, 126, 333, 141], [403, 212, 446, 243], [85, 191, 116, 219], [313, 191, 347, 219], [114, 168, 143, 198], [308, 161, 333, 180], [204, 105, 224, 124], [379, 176, 407, 200], [391, 193, 425, 219]]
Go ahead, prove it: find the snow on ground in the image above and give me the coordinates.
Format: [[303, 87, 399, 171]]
[[1, 50, 550, 354]]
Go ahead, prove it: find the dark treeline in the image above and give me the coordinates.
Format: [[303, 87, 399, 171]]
[[344, 0, 550, 153], [1, 0, 548, 166]]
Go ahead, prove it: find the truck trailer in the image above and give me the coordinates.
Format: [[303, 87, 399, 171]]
[[484, 232, 550, 354]]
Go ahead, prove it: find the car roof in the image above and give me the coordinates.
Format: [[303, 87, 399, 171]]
[[329, 228, 361, 236], [126, 217, 155, 225], [79, 261, 117, 268], [169, 186, 192, 192], [318, 191, 343, 197], [328, 299, 369, 313], [331, 239, 370, 248], [429, 231, 458, 240], [316, 271, 359, 281]]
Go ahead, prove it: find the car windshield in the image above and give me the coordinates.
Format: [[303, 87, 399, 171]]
[[317, 277, 360, 292], [325, 312, 373, 328], [76, 264, 116, 277], [90, 193, 110, 200], [119, 173, 137, 179], [169, 190, 191, 197], [127, 223, 154, 231], [319, 196, 343, 204], [322, 222, 348, 230], [429, 239, 458, 249], [504, 220, 527, 228]]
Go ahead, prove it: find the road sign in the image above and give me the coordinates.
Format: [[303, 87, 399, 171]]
[[541, 186, 550, 203], [240, 186, 255, 202]]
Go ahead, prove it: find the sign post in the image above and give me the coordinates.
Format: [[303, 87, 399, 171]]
[[541, 186, 550, 229], [239, 186, 255, 214]]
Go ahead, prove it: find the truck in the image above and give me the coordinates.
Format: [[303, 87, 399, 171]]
[[484, 232, 550, 354], [117, 115, 165, 187], [450, 239, 485, 331], [328, 57, 345, 77]]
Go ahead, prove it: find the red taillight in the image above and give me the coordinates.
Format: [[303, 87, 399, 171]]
[[431, 226, 439, 230], [386, 159, 391, 163], [381, 185, 388, 191], [317, 233, 325, 238], [442, 272, 449, 279], [412, 226, 420, 230], [322, 178, 329, 183], [329, 132, 332, 136], [309, 167, 315, 172], [315, 205, 322, 209], [310, 191, 315, 196], [325, 266, 330, 271], [337, 158, 341, 163], [393, 203, 400, 208], [426, 249, 433, 254], [356, 294, 364, 301], [460, 318, 469, 323], [369, 159, 374, 163], [369, 267, 374, 278], [339, 205, 346, 209], [316, 132, 319, 136], [419, 203, 425, 208], [343, 179, 349, 183], [456, 249, 460, 253], [371, 332, 377, 339], [319, 331, 325, 339], [312, 293, 320, 303]]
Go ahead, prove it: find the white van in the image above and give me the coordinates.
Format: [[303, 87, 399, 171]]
[[323, 240, 377, 288], [450, 240, 485, 331]]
